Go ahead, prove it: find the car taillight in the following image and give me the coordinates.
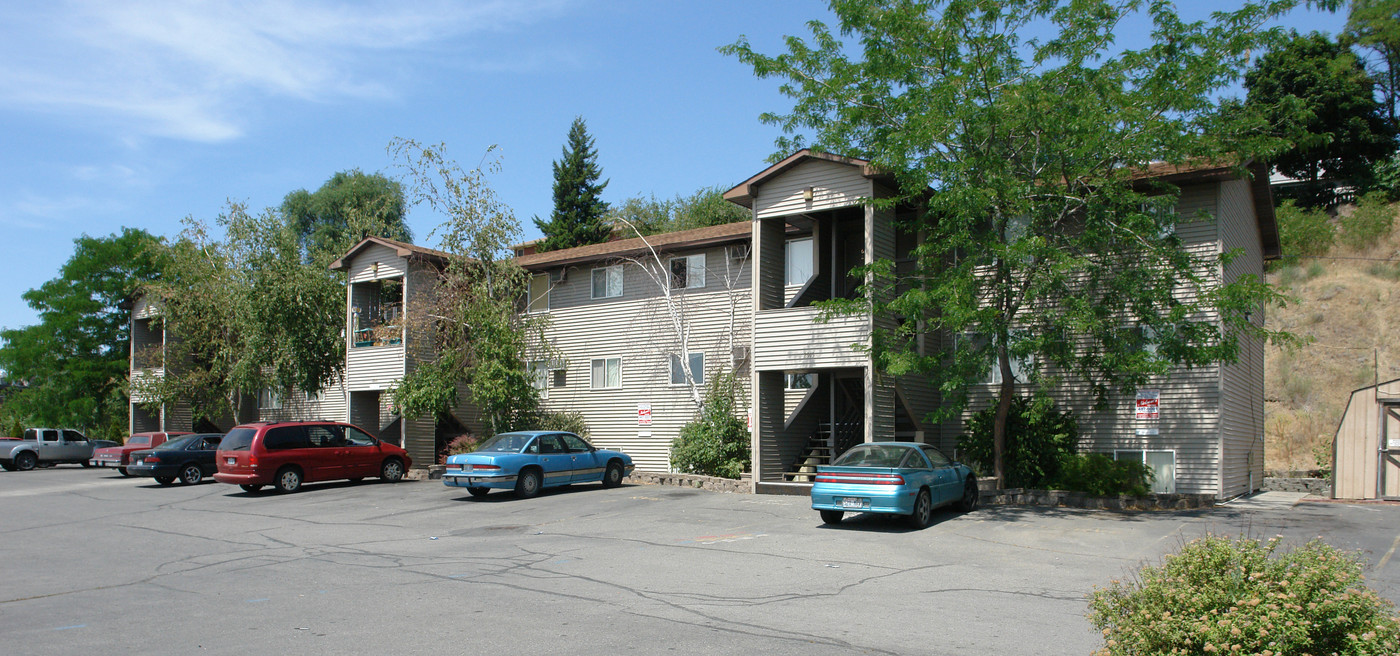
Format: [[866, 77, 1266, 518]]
[[446, 464, 462, 470], [814, 472, 905, 485], [144, 456, 160, 464], [470, 464, 501, 472], [248, 456, 258, 466]]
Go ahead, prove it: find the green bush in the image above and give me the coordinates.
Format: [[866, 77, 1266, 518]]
[[1089, 535, 1400, 655], [1275, 199, 1335, 262], [1050, 453, 1151, 496], [443, 434, 481, 457], [537, 410, 590, 438], [1363, 152, 1400, 201], [1340, 192, 1395, 250], [957, 396, 1078, 488], [670, 373, 750, 479]]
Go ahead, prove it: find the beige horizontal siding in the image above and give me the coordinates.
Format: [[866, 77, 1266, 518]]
[[346, 243, 408, 283], [753, 308, 869, 370], [755, 159, 872, 219]]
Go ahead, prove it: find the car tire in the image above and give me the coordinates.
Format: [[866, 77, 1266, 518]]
[[15, 451, 37, 471], [180, 464, 203, 485], [514, 468, 542, 499], [467, 487, 490, 498], [80, 461, 92, 468], [118, 467, 131, 477], [0, 462, 15, 471], [955, 477, 979, 513], [907, 489, 933, 529], [155, 476, 176, 485], [380, 458, 405, 483], [240, 484, 263, 493], [274, 467, 302, 493], [820, 510, 845, 525], [602, 461, 624, 488]]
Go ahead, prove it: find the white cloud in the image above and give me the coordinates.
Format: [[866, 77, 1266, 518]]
[[0, 0, 573, 142]]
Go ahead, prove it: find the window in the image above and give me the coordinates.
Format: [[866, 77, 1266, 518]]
[[785, 237, 813, 286], [536, 434, 566, 454], [305, 425, 345, 448], [590, 358, 621, 389], [528, 360, 550, 399], [259, 389, 283, 410], [528, 274, 550, 312], [920, 445, 952, 468], [669, 254, 706, 289], [561, 434, 591, 453], [306, 389, 324, 403], [958, 334, 1033, 385], [344, 426, 377, 446], [591, 265, 623, 299], [1114, 450, 1176, 494], [263, 426, 309, 450], [785, 372, 814, 390], [900, 448, 931, 469], [670, 352, 704, 386], [61, 430, 87, 443]]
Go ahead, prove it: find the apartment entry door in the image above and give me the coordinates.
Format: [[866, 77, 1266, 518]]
[[1382, 404, 1400, 500]]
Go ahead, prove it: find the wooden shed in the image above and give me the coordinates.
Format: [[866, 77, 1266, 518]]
[[1333, 378, 1400, 500]]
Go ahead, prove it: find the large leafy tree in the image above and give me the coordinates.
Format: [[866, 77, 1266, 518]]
[[281, 169, 410, 264], [1245, 30, 1396, 188], [607, 185, 751, 236], [533, 117, 611, 251], [1344, 0, 1400, 129], [0, 228, 166, 437], [725, 0, 1300, 484], [389, 139, 549, 436]]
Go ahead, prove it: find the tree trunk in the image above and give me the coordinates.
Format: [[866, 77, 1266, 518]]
[[992, 340, 1014, 487]]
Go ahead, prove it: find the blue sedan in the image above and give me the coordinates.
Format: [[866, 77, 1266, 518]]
[[811, 442, 978, 528], [443, 431, 635, 499]]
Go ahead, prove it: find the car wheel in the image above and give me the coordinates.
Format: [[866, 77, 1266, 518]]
[[820, 510, 844, 525], [467, 487, 490, 498], [602, 461, 624, 488], [80, 460, 92, 468], [240, 484, 263, 493], [380, 458, 404, 483], [15, 451, 37, 471], [155, 476, 176, 486], [118, 467, 131, 477], [514, 468, 542, 499], [907, 489, 933, 529], [955, 477, 979, 513], [180, 464, 203, 485], [274, 467, 302, 493], [0, 462, 15, 471]]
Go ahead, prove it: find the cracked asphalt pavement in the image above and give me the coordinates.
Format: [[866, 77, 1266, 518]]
[[3, 468, 1399, 655]]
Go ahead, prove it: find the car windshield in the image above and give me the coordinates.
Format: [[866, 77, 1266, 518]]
[[831, 444, 911, 468], [127, 435, 150, 446], [474, 433, 534, 453], [155, 436, 199, 451], [221, 428, 256, 451]]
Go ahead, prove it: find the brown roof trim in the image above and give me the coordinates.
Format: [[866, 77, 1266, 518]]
[[723, 149, 894, 209], [515, 221, 752, 270], [329, 236, 453, 272]]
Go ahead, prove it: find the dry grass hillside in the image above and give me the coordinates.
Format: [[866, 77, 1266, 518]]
[[1263, 201, 1400, 472]]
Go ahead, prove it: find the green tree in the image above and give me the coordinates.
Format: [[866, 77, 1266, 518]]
[[671, 373, 751, 478], [0, 228, 166, 437], [1345, 0, 1400, 129], [725, 0, 1297, 484], [533, 117, 610, 251], [607, 186, 751, 236], [1245, 30, 1396, 194], [389, 139, 550, 435], [280, 169, 410, 263]]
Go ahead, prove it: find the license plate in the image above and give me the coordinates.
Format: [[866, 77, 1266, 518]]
[[134, 459, 142, 466], [840, 497, 868, 509], [226, 457, 235, 465]]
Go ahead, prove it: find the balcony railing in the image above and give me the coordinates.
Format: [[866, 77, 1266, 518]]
[[351, 302, 403, 348]]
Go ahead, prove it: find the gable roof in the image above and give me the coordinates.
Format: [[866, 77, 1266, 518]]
[[329, 236, 452, 272], [515, 221, 752, 270], [722, 149, 895, 209]]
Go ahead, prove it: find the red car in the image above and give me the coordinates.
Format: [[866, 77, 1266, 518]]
[[213, 421, 411, 494], [90, 432, 191, 476]]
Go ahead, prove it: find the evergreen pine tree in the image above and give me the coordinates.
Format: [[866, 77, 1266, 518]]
[[534, 117, 610, 251]]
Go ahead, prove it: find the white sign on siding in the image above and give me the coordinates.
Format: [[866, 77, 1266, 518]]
[[638, 403, 652, 426], [1136, 389, 1160, 420]]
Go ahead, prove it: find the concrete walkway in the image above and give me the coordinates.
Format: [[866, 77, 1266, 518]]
[[1218, 490, 1311, 510]]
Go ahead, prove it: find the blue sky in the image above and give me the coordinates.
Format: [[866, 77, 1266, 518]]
[[0, 1, 1348, 332]]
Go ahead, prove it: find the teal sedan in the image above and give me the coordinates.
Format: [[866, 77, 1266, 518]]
[[811, 442, 979, 528], [443, 431, 634, 499]]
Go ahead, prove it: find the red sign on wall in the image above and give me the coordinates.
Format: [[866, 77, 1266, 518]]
[[637, 403, 652, 426], [1136, 390, 1160, 420]]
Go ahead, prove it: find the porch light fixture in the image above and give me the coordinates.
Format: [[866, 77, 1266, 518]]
[[803, 186, 814, 201]]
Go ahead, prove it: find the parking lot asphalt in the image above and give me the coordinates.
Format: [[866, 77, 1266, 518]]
[[2, 467, 1399, 656]]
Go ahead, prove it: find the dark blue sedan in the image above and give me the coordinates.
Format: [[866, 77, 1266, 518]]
[[811, 442, 978, 528], [443, 431, 635, 499], [127, 433, 224, 486]]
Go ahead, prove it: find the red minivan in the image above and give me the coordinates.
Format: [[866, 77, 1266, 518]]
[[213, 421, 411, 494]]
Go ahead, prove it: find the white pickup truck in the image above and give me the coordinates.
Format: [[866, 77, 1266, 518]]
[[0, 428, 96, 471]]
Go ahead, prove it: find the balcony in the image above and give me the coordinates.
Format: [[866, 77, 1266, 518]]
[[752, 307, 869, 371], [351, 302, 403, 348]]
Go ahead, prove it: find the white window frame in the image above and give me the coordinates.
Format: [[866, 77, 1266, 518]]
[[785, 237, 813, 286], [785, 372, 814, 390], [259, 389, 283, 410], [306, 389, 323, 403], [668, 253, 706, 289], [591, 265, 623, 299], [590, 358, 622, 390], [1113, 449, 1177, 494], [528, 274, 550, 313], [669, 352, 704, 386]]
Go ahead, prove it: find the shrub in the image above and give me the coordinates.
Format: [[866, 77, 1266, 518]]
[[957, 396, 1078, 488], [443, 434, 481, 459], [1363, 151, 1400, 201], [1339, 192, 1395, 250], [536, 410, 590, 437], [670, 373, 750, 479], [1050, 453, 1151, 496], [1089, 535, 1400, 655], [1275, 199, 1334, 263]]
